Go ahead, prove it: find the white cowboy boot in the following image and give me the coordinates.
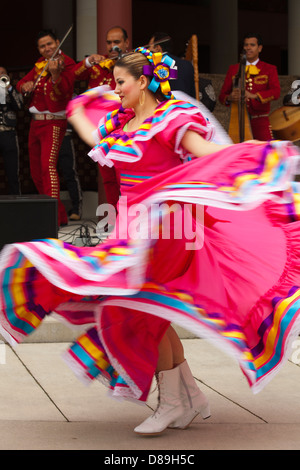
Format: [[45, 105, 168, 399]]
[[134, 366, 184, 435], [168, 360, 210, 429]]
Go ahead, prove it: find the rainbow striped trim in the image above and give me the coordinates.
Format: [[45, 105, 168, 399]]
[[98, 108, 121, 139], [120, 173, 152, 187], [66, 327, 119, 386], [93, 100, 204, 162], [157, 141, 294, 204], [285, 182, 300, 222], [252, 286, 300, 383], [1, 252, 47, 341]]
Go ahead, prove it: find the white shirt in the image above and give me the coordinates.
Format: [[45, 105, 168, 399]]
[[246, 58, 259, 66]]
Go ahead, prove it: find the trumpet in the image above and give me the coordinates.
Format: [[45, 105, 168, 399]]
[[0, 74, 10, 88]]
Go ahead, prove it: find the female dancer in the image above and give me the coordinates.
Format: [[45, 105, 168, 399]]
[[1, 48, 300, 436]]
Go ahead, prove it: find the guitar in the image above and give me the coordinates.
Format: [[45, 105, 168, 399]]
[[269, 105, 300, 142], [228, 51, 253, 143]]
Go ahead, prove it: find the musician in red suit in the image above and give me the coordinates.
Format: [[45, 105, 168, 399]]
[[219, 33, 281, 141], [73, 26, 129, 217], [17, 29, 75, 227]]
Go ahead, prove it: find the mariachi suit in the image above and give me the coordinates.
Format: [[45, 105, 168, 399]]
[[73, 58, 120, 213], [219, 59, 281, 140], [17, 52, 75, 226]]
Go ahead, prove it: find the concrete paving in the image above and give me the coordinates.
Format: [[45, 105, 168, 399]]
[[0, 337, 300, 450]]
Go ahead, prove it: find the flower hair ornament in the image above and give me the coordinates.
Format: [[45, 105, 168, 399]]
[[135, 47, 177, 99]]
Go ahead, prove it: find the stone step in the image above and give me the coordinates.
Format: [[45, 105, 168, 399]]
[[1, 318, 196, 344]]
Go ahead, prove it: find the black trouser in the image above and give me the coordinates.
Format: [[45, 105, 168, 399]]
[[58, 134, 82, 215], [0, 130, 20, 195]]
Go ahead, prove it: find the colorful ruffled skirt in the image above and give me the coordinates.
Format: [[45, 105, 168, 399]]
[[1, 140, 300, 402]]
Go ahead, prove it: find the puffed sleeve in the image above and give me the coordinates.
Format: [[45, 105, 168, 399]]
[[153, 103, 215, 159]]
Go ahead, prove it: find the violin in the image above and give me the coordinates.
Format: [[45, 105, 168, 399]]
[[48, 54, 66, 75], [87, 54, 116, 71]]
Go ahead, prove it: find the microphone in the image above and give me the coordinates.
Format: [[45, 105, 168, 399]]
[[112, 46, 122, 57]]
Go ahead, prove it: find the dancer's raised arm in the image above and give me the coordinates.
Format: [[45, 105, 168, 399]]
[[68, 105, 97, 148], [182, 130, 231, 157]]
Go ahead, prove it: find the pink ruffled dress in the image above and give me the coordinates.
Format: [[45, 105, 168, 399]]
[[1, 91, 300, 403]]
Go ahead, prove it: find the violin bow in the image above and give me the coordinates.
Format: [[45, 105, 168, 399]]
[[142, 36, 172, 50]]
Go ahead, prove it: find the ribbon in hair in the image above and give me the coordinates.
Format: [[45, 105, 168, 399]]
[[135, 47, 177, 99]]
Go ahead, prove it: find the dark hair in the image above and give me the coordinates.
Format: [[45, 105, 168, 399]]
[[116, 51, 166, 102], [107, 26, 128, 41], [243, 32, 263, 46], [150, 32, 173, 54], [36, 29, 58, 45]]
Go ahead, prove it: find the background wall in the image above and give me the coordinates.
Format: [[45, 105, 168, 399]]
[[1, 0, 290, 74]]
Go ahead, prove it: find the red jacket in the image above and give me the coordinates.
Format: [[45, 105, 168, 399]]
[[219, 60, 280, 116], [17, 52, 75, 112], [73, 58, 116, 90]]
